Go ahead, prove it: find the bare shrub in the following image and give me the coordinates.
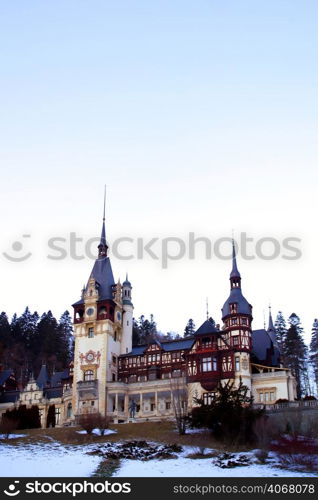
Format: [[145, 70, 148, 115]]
[[170, 376, 192, 435], [96, 414, 111, 436], [278, 454, 318, 473], [78, 413, 111, 436], [0, 416, 19, 439], [77, 413, 100, 435]]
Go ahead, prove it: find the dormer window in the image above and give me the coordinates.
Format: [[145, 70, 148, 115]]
[[230, 303, 237, 314]]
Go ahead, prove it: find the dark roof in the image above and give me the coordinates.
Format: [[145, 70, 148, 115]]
[[129, 346, 147, 356], [50, 369, 69, 386], [0, 370, 12, 386], [36, 365, 50, 389], [195, 319, 219, 336], [123, 337, 195, 357], [222, 287, 252, 318], [0, 390, 20, 403], [73, 256, 115, 306], [44, 387, 63, 399], [162, 338, 195, 351], [252, 329, 280, 367]]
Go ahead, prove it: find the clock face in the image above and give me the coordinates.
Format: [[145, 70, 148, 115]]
[[86, 307, 94, 316], [86, 352, 95, 362]]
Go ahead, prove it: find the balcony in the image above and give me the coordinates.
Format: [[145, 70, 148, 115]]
[[77, 379, 98, 398]]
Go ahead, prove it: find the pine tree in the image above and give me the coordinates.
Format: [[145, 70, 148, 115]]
[[284, 313, 308, 399], [310, 318, 318, 394], [137, 314, 158, 344], [184, 319, 196, 337], [37, 311, 60, 375], [132, 318, 141, 346], [274, 311, 287, 364], [58, 311, 73, 366], [0, 312, 12, 367]]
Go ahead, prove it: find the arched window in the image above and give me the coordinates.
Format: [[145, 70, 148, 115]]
[[84, 370, 94, 381], [67, 402, 72, 418]]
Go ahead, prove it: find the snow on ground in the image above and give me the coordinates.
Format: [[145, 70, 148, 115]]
[[0, 441, 317, 478], [0, 442, 101, 477], [76, 429, 117, 436], [0, 434, 26, 440], [114, 447, 317, 478]]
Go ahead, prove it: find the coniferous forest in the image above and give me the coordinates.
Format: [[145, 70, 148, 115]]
[[0, 308, 73, 384]]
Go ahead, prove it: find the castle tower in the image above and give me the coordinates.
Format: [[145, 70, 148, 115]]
[[221, 241, 253, 392], [121, 274, 133, 355], [71, 194, 133, 418]]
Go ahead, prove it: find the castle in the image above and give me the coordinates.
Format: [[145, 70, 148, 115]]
[[0, 206, 297, 427]]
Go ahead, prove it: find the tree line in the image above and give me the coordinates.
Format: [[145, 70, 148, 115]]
[[274, 311, 318, 398], [0, 308, 74, 385]]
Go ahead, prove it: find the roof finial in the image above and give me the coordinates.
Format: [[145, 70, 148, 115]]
[[230, 236, 241, 286], [103, 184, 106, 222], [268, 304, 275, 331], [206, 297, 209, 320], [98, 185, 108, 258]]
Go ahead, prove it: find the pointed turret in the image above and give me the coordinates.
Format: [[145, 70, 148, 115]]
[[267, 305, 278, 347], [222, 240, 252, 319], [72, 188, 115, 307], [230, 240, 241, 289], [98, 186, 108, 258]]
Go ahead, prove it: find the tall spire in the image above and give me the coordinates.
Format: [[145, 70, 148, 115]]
[[98, 185, 108, 258], [267, 305, 278, 347], [230, 239, 241, 289], [268, 305, 275, 332]]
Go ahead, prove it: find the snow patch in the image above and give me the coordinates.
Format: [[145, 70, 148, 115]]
[[76, 429, 117, 436], [0, 434, 26, 440]]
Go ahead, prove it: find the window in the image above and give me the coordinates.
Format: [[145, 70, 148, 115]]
[[84, 370, 94, 381], [112, 356, 117, 365], [165, 401, 171, 410], [202, 356, 217, 372], [112, 373, 116, 381], [202, 357, 212, 372], [233, 336, 239, 346], [55, 407, 61, 424], [230, 303, 237, 314], [91, 401, 95, 406], [231, 318, 238, 325], [270, 392, 275, 401], [114, 331, 117, 342], [202, 337, 211, 348], [242, 318, 247, 325], [222, 355, 233, 372], [88, 328, 94, 338], [150, 403, 155, 411], [235, 357, 240, 372], [67, 403, 72, 419], [203, 392, 216, 405]]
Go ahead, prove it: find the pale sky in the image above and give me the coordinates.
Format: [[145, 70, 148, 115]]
[[0, 1, 317, 343]]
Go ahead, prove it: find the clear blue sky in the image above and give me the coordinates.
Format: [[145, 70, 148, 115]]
[[0, 1, 317, 341]]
